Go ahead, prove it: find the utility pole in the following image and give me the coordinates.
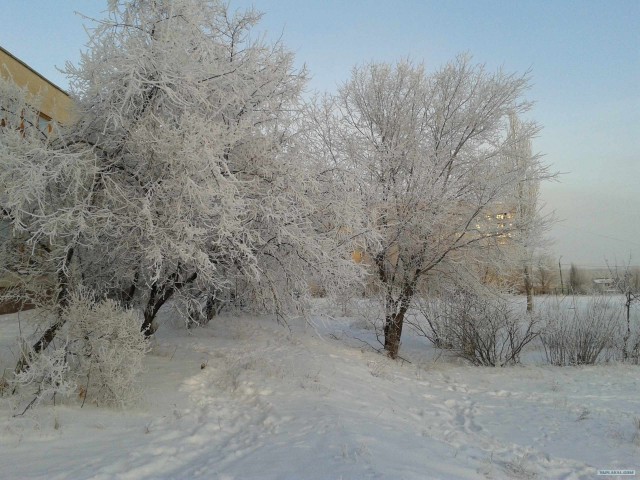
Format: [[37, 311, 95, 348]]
[[558, 256, 564, 295]]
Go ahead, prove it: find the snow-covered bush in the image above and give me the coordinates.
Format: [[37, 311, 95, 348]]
[[11, 346, 76, 411], [413, 289, 541, 366], [540, 295, 621, 366], [65, 290, 150, 406], [627, 331, 640, 365], [412, 296, 457, 349], [11, 290, 149, 409]]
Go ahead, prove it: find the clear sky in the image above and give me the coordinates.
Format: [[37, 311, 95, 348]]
[[2, 0, 639, 268]]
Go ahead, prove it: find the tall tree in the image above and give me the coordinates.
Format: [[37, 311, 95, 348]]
[[1, 0, 365, 353], [569, 263, 584, 293], [310, 57, 550, 358], [506, 113, 547, 311], [535, 255, 558, 294], [608, 261, 640, 361]]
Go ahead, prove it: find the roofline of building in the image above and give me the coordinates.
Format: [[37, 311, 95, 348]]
[[0, 45, 70, 98]]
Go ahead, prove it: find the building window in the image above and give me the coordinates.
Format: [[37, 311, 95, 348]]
[[38, 113, 52, 135]]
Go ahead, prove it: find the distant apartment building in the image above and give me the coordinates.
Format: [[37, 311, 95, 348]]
[[476, 205, 516, 245]]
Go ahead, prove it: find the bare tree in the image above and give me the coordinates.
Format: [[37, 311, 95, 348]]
[[608, 261, 640, 361], [569, 263, 586, 294], [535, 255, 558, 294], [506, 114, 548, 311], [310, 57, 551, 358]]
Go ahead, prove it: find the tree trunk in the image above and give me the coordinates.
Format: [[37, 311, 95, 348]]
[[383, 287, 414, 359], [384, 309, 405, 359], [140, 271, 198, 337], [205, 292, 223, 323], [622, 290, 631, 360], [524, 265, 533, 312], [141, 300, 159, 337], [15, 247, 74, 375]]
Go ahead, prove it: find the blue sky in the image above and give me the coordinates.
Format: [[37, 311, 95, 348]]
[[2, 0, 639, 267]]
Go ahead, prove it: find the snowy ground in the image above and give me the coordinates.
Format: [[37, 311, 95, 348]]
[[1, 299, 639, 479]]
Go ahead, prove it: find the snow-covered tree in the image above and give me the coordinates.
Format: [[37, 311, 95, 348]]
[[309, 57, 551, 358], [607, 261, 640, 361], [569, 263, 586, 294], [1, 0, 366, 364], [534, 255, 558, 294], [505, 113, 549, 311], [0, 71, 72, 356]]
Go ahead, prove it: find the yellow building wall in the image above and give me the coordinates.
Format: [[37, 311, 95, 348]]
[[0, 48, 74, 312], [0, 47, 73, 124]]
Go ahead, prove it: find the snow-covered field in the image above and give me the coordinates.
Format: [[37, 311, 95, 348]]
[[1, 299, 638, 479]]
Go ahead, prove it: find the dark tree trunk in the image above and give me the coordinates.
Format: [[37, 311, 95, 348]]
[[205, 292, 223, 322], [15, 247, 74, 375], [140, 271, 198, 337], [383, 283, 415, 359], [384, 309, 405, 359], [376, 247, 422, 359], [141, 298, 160, 337], [622, 290, 632, 360]]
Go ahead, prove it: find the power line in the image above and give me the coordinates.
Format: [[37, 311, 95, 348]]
[[554, 223, 640, 248], [558, 263, 637, 269]]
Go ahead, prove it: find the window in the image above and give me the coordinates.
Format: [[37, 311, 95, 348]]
[[38, 113, 52, 135]]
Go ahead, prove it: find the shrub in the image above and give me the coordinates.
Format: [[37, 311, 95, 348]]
[[11, 289, 149, 409], [11, 346, 76, 411], [540, 295, 621, 366], [628, 331, 640, 365], [413, 289, 541, 366], [412, 296, 457, 349], [66, 291, 150, 406]]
